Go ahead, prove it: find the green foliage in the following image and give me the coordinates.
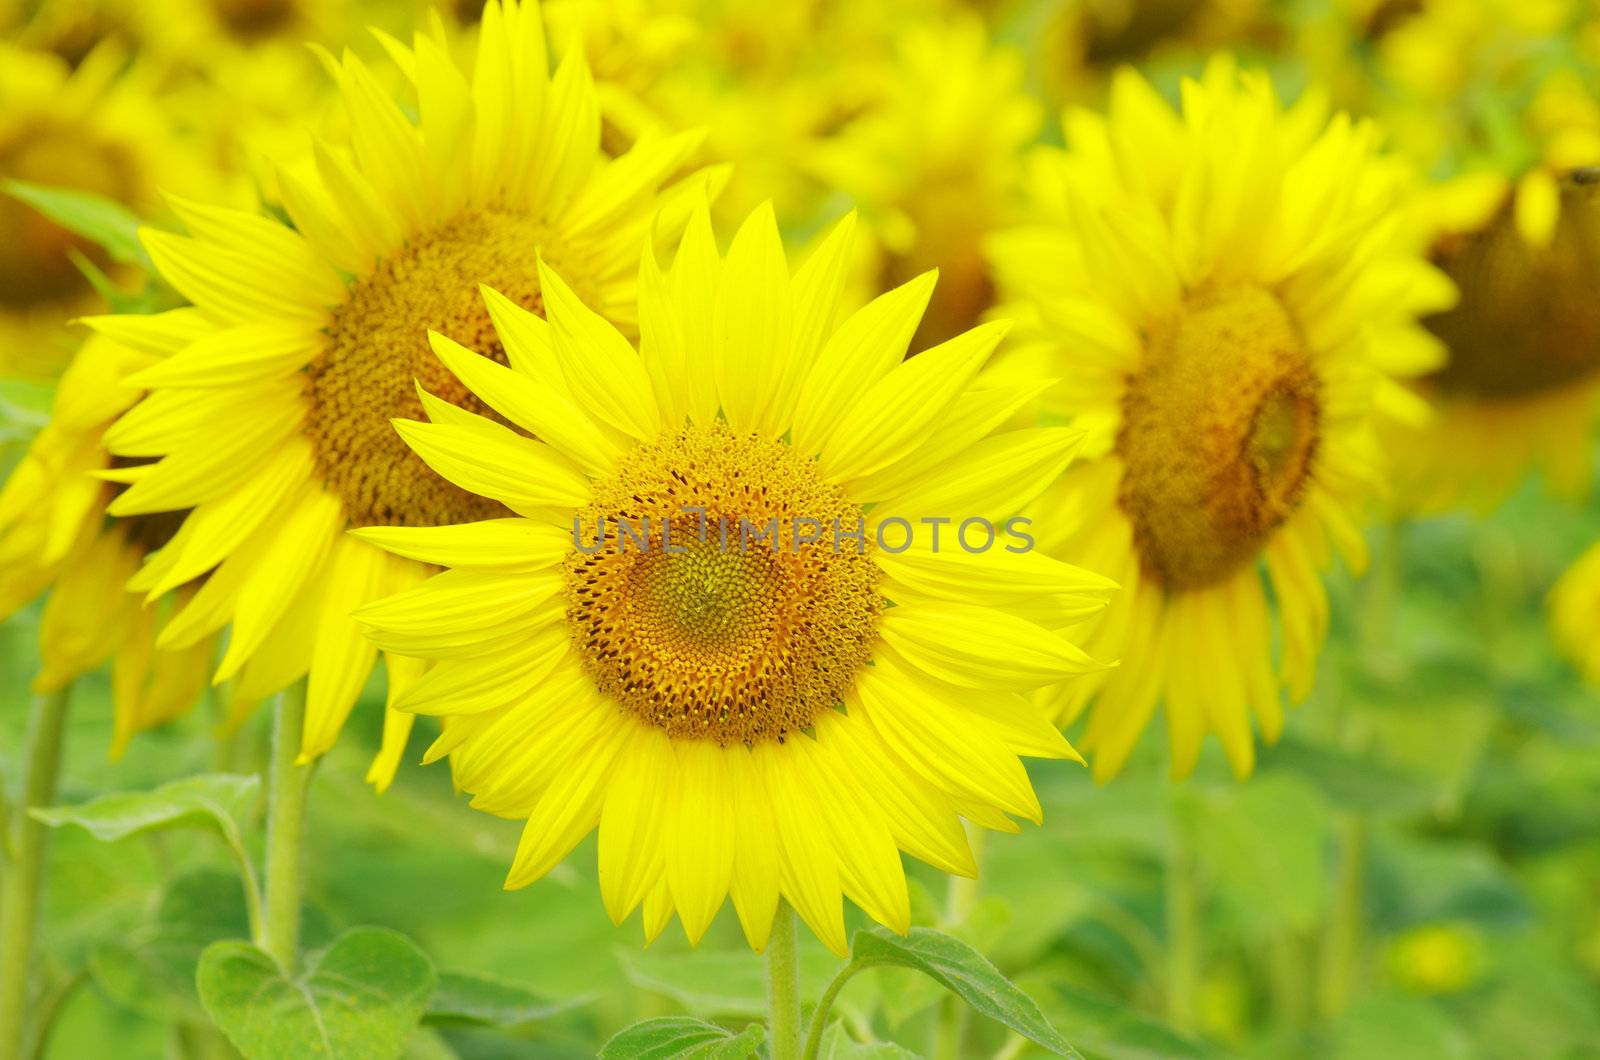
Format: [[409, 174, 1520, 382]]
[[846, 926, 1082, 1057], [422, 969, 583, 1028], [598, 1016, 764, 1058], [88, 869, 251, 1024], [2, 180, 152, 269], [31, 773, 257, 847], [619, 945, 837, 1018], [811, 1022, 919, 1058], [197, 927, 435, 1060]]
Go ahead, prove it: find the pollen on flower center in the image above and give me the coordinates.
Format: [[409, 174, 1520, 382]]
[[1426, 186, 1600, 400], [304, 208, 577, 528], [1117, 285, 1320, 591], [564, 422, 883, 745]]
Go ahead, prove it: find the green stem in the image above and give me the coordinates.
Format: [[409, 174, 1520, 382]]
[[1165, 804, 1200, 1034], [1317, 814, 1369, 1019], [766, 902, 803, 1060], [0, 685, 72, 1060], [800, 959, 886, 1060], [933, 824, 986, 1059], [222, 830, 264, 944], [258, 683, 311, 972]]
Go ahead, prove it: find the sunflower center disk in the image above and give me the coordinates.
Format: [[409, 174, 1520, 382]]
[[1426, 186, 1600, 400], [305, 208, 568, 528], [564, 422, 883, 745], [211, 0, 297, 40], [0, 129, 136, 308], [1117, 285, 1320, 591]]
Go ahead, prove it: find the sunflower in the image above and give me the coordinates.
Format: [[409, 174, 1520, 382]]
[[86, 0, 705, 789], [1030, 0, 1268, 106], [803, 15, 1040, 349], [542, 0, 950, 226], [0, 41, 210, 380], [1383, 59, 1600, 510], [0, 336, 213, 758], [987, 60, 1453, 781], [352, 200, 1113, 954], [1551, 541, 1600, 686], [7, 0, 353, 59]]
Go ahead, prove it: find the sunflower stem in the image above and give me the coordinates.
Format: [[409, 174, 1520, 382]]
[[1165, 795, 1200, 1035], [0, 685, 72, 1060], [1316, 814, 1369, 1019], [766, 901, 803, 1060], [259, 682, 312, 972]]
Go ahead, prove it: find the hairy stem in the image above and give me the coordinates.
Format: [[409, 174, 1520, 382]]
[[259, 683, 312, 971], [0, 686, 72, 1060], [766, 902, 803, 1060]]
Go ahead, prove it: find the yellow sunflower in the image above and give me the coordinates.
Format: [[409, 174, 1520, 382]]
[[803, 14, 1040, 349], [1030, 0, 1268, 106], [1551, 541, 1600, 686], [86, 0, 705, 789], [0, 41, 211, 380], [988, 60, 1453, 781], [0, 336, 214, 758], [1387, 62, 1600, 510], [352, 200, 1114, 954], [541, 0, 950, 225]]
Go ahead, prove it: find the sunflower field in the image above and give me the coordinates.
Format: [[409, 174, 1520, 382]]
[[2, 0, 1600, 1057]]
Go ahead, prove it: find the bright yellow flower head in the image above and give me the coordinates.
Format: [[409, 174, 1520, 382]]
[[1382, 33, 1600, 510], [86, 0, 705, 789], [1033, 0, 1267, 105], [1399, 171, 1600, 511], [0, 337, 214, 759], [543, 0, 955, 225], [0, 42, 210, 379], [353, 200, 1114, 955], [989, 59, 1453, 781], [804, 15, 1041, 348]]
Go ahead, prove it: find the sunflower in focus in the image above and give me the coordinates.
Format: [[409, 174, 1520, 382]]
[[989, 60, 1453, 780], [0, 336, 214, 758], [87, 0, 705, 789], [353, 200, 1114, 954], [804, 15, 1040, 349], [1376, 10, 1600, 509], [0, 41, 208, 380]]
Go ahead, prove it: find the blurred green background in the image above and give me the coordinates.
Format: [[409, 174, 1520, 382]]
[[5, 446, 1598, 1059]]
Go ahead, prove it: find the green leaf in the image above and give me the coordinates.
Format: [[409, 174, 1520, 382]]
[[197, 926, 436, 1060], [4, 179, 151, 268], [0, 378, 52, 445], [813, 1021, 919, 1058], [423, 969, 584, 1028], [1030, 981, 1216, 1060], [89, 869, 252, 1023], [598, 1017, 763, 1059], [31, 774, 259, 850], [849, 927, 1080, 1057]]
